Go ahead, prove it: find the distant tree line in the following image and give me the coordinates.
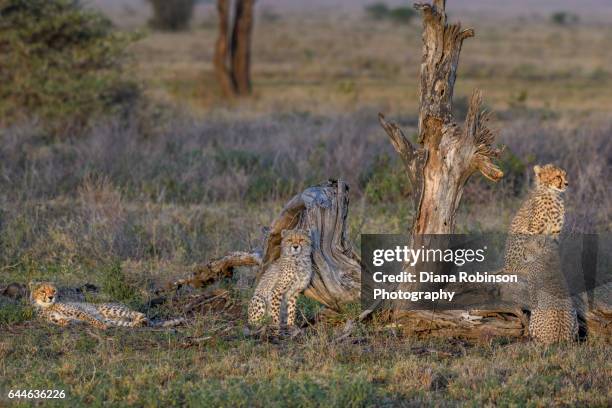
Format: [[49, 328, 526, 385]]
[[365, 2, 415, 24], [147, 0, 196, 31], [550, 11, 580, 26]]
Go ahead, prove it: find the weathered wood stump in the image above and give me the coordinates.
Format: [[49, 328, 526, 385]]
[[258, 180, 361, 310]]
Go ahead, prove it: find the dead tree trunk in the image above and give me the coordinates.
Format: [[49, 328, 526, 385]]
[[257, 180, 361, 310], [374, 0, 516, 336], [214, 0, 254, 97], [381, 0, 503, 237]]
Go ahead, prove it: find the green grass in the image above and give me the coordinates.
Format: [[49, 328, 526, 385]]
[[1, 315, 610, 407], [0, 300, 33, 326]]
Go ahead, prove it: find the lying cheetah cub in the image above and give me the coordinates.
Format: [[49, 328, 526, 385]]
[[248, 229, 313, 330], [504, 164, 568, 276], [521, 236, 578, 344], [30, 282, 182, 329]]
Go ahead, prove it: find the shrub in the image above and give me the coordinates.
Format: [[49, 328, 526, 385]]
[[365, 2, 415, 24], [100, 260, 141, 306], [498, 149, 531, 196], [147, 0, 195, 31], [0, 0, 138, 132], [388, 6, 415, 24], [0, 300, 33, 325], [550, 11, 579, 26], [361, 153, 411, 203], [365, 2, 389, 20]]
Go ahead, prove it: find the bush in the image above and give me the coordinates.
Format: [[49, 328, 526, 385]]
[[550, 11, 579, 26], [365, 2, 415, 24], [388, 6, 415, 23], [365, 2, 389, 20], [0, 0, 138, 132], [361, 153, 411, 203], [0, 300, 33, 325], [101, 260, 141, 306], [148, 0, 195, 31]]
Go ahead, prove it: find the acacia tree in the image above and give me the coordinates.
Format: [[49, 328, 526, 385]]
[[214, 0, 255, 97]]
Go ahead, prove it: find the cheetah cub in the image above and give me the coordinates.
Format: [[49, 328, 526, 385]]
[[248, 229, 313, 330], [504, 164, 568, 275], [521, 236, 578, 344], [30, 282, 176, 329]]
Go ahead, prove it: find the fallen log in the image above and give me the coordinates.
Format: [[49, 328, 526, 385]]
[[167, 251, 262, 290]]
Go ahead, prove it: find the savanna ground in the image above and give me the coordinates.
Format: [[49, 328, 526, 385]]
[[1, 1, 611, 406]]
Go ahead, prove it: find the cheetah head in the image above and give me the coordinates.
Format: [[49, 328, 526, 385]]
[[534, 164, 568, 192], [280, 229, 312, 257], [29, 282, 58, 308]]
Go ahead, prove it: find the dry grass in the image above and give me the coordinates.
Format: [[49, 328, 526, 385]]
[[122, 9, 612, 116]]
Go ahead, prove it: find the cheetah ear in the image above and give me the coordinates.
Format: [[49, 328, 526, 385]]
[[281, 229, 288, 238], [533, 165, 542, 176]]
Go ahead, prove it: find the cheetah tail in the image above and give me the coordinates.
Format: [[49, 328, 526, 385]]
[[105, 319, 143, 328], [148, 317, 187, 328]]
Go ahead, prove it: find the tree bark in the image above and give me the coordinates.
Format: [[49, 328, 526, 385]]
[[214, 0, 254, 97], [381, 0, 503, 237], [374, 0, 506, 326], [168, 251, 262, 290], [230, 0, 254, 95], [214, 0, 236, 98], [258, 180, 361, 310]]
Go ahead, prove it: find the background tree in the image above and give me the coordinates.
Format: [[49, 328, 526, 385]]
[[147, 0, 195, 31], [214, 0, 255, 97], [365, 2, 416, 24]]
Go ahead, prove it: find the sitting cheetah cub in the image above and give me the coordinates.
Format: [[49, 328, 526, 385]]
[[504, 164, 568, 276], [248, 229, 313, 331], [30, 282, 182, 329], [521, 236, 578, 344]]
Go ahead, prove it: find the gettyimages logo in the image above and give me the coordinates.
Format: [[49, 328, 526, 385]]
[[361, 233, 610, 311]]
